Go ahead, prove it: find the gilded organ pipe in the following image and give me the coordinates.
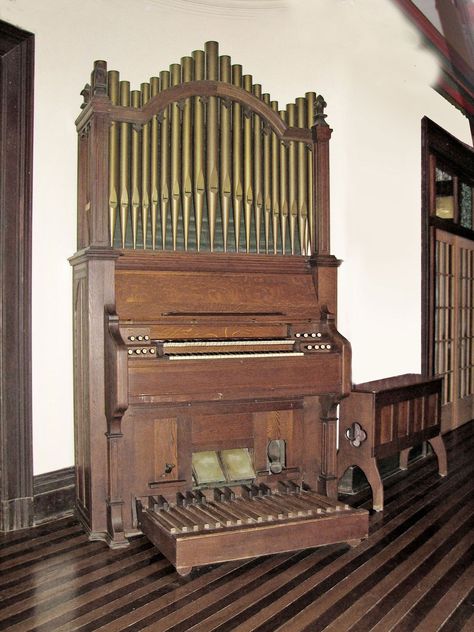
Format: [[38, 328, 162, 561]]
[[131, 90, 141, 249], [150, 76, 160, 249], [192, 50, 205, 251], [206, 42, 219, 252], [205, 42, 219, 252], [232, 65, 243, 251], [170, 63, 182, 251], [219, 55, 232, 252], [306, 92, 316, 253], [253, 84, 263, 254], [181, 57, 193, 250], [108, 70, 119, 247], [296, 97, 308, 256], [279, 109, 288, 254], [141, 83, 151, 249], [271, 101, 280, 254], [262, 94, 271, 254], [119, 80, 130, 248], [159, 70, 170, 250], [287, 104, 297, 255], [243, 74, 253, 253]]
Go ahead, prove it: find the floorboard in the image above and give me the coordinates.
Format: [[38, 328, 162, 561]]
[[0, 421, 472, 631]]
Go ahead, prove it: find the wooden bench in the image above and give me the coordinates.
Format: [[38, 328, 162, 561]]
[[338, 374, 447, 511]]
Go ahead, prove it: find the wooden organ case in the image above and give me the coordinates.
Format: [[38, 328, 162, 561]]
[[70, 42, 368, 575]]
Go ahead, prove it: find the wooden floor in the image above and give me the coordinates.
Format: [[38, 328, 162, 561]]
[[1, 422, 473, 632]]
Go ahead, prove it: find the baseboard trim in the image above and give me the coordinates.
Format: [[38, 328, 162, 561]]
[[33, 467, 75, 524], [0, 497, 34, 531]]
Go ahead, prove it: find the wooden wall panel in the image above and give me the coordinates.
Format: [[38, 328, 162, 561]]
[[154, 419, 178, 483]]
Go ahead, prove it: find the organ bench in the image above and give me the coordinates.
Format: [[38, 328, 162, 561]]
[[338, 374, 448, 511]]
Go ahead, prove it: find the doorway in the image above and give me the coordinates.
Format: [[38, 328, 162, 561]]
[[422, 118, 474, 432], [434, 230, 474, 428]]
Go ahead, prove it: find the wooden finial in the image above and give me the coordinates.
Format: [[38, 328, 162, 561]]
[[91, 60, 108, 97], [80, 84, 91, 109], [314, 94, 329, 127]]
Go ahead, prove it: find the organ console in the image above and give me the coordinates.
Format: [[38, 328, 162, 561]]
[[70, 42, 368, 575]]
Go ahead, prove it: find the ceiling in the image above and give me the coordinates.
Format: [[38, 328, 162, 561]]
[[411, 0, 474, 68], [393, 0, 474, 126], [412, 0, 443, 31]]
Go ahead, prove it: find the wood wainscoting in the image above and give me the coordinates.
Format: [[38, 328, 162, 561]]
[[33, 468, 76, 525]]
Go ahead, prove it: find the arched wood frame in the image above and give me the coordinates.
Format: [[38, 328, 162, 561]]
[[79, 80, 314, 141]]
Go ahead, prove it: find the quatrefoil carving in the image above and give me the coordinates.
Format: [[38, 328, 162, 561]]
[[345, 422, 367, 448]]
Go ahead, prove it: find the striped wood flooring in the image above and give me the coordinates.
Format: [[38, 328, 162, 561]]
[[0, 421, 473, 631]]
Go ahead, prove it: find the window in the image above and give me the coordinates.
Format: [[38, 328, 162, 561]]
[[430, 150, 474, 231]]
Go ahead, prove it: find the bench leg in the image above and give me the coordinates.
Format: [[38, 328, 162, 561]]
[[364, 458, 384, 512], [399, 447, 410, 470], [428, 435, 448, 477]]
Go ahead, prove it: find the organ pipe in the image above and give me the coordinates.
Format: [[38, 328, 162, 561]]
[[102, 46, 321, 255]]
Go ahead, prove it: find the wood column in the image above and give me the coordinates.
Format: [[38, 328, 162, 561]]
[[311, 95, 332, 256], [0, 21, 35, 531]]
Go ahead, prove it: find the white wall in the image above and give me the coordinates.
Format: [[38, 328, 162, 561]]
[[0, 0, 471, 474]]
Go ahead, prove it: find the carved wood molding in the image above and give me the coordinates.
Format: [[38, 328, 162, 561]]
[[0, 20, 35, 531], [76, 81, 313, 144]]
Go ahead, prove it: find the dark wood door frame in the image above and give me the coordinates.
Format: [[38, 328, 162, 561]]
[[421, 117, 474, 429], [422, 117, 474, 374], [0, 20, 34, 531]]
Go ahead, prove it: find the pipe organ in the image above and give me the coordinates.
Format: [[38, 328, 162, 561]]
[[71, 42, 368, 575]]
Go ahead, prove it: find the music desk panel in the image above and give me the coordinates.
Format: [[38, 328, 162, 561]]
[[128, 354, 342, 403]]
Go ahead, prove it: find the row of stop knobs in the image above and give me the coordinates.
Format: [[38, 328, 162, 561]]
[[294, 331, 331, 350], [128, 347, 155, 355], [127, 334, 153, 355]]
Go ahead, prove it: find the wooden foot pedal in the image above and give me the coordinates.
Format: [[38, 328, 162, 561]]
[[137, 489, 368, 576]]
